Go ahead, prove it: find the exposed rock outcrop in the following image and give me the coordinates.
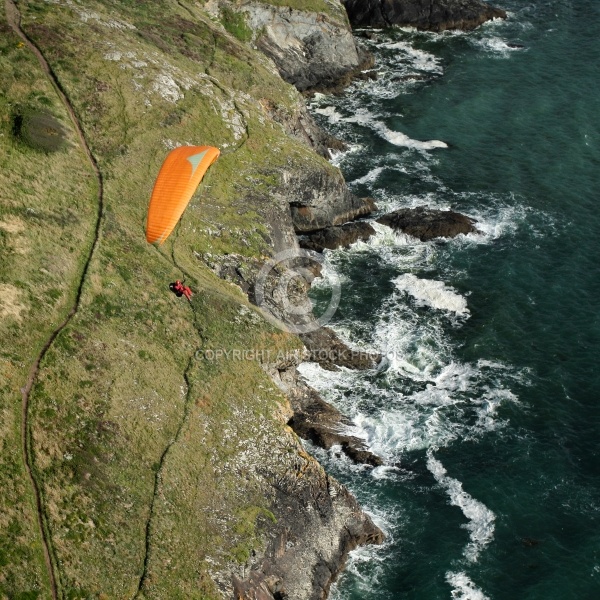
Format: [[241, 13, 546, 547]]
[[265, 350, 384, 468], [288, 386, 384, 468], [232, 456, 384, 599], [299, 328, 381, 371], [260, 96, 347, 159], [342, 0, 506, 31], [299, 220, 377, 252], [240, 2, 374, 93], [297, 206, 479, 251], [289, 174, 376, 233], [377, 206, 480, 240]]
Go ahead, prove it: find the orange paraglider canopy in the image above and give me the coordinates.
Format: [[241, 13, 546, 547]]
[[146, 145, 220, 245]]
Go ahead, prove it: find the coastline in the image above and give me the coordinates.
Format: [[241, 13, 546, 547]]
[[0, 1, 506, 598], [225, 2, 499, 593]]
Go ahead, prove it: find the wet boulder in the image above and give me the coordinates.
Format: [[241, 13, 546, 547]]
[[377, 206, 479, 241]]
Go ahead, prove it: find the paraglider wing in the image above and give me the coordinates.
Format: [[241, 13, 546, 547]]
[[145, 145, 220, 245]]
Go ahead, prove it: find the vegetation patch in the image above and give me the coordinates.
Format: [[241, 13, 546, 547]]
[[11, 106, 68, 152], [220, 7, 253, 42], [240, 0, 339, 18]]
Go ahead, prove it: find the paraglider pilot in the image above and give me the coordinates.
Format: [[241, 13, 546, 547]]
[[169, 280, 193, 301]]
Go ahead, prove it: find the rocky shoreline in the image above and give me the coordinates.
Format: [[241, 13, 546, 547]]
[[1, 1, 506, 598], [215, 3, 494, 597], [342, 0, 506, 32]]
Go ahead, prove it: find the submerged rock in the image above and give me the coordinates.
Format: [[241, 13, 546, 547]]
[[342, 0, 507, 32], [377, 206, 479, 241]]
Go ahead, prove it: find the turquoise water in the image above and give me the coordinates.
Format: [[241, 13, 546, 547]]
[[304, 2, 600, 598]]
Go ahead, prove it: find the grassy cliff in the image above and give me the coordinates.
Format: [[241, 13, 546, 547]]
[[0, 1, 360, 597]]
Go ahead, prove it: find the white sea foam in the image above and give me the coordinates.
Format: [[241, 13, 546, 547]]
[[350, 166, 385, 186], [376, 122, 448, 149], [394, 273, 470, 316], [473, 35, 525, 58], [371, 465, 404, 480], [304, 241, 519, 437], [446, 572, 490, 600], [427, 451, 496, 562], [328, 106, 447, 151], [331, 221, 438, 275], [349, 363, 512, 458], [328, 143, 364, 168], [311, 104, 345, 124], [380, 40, 443, 74], [299, 346, 516, 462], [344, 111, 448, 150], [354, 407, 457, 456]]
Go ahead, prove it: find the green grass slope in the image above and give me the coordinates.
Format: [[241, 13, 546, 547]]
[[0, 0, 339, 597]]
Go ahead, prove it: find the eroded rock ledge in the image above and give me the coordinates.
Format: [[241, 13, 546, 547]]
[[232, 457, 384, 599], [377, 206, 480, 240], [289, 179, 376, 234], [299, 220, 376, 252], [266, 344, 384, 469], [299, 206, 481, 252], [342, 0, 507, 31], [299, 328, 381, 372]]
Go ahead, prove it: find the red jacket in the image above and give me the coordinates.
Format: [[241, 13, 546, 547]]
[[170, 280, 193, 300]]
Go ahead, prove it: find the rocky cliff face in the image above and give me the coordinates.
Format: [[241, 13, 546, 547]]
[[285, 167, 376, 233], [238, 1, 373, 92], [342, 0, 506, 31], [260, 95, 347, 159], [232, 462, 384, 599]]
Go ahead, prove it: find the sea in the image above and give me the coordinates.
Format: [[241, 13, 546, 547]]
[[301, 1, 600, 598]]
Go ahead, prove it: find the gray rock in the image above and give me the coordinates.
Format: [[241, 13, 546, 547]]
[[259, 96, 347, 159], [237, 351, 385, 600], [288, 386, 384, 468], [342, 0, 507, 31], [288, 170, 376, 233], [241, 2, 374, 92], [232, 456, 384, 599], [265, 348, 384, 468]]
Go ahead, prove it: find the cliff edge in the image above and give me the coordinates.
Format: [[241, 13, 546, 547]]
[[0, 1, 382, 598]]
